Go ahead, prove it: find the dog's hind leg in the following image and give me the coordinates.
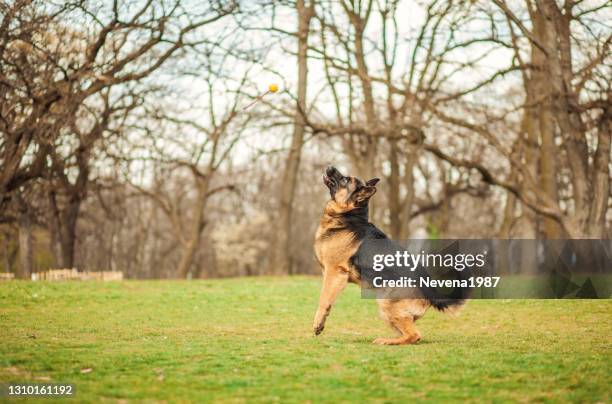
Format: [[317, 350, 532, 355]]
[[313, 267, 349, 335], [373, 299, 424, 345]]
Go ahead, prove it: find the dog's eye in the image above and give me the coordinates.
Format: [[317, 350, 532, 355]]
[[340, 177, 348, 185]]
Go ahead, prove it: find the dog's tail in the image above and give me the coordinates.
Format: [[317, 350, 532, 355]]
[[422, 293, 468, 312], [417, 267, 472, 312]]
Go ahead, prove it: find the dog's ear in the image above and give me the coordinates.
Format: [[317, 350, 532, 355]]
[[366, 178, 380, 187], [354, 186, 377, 203]]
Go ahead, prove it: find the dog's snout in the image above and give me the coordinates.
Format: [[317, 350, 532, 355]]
[[325, 166, 337, 177]]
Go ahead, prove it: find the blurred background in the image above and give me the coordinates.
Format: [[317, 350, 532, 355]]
[[0, 0, 610, 279]]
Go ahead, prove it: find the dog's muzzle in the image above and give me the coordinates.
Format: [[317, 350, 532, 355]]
[[323, 166, 343, 188]]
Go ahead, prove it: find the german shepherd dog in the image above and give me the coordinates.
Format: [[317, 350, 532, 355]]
[[313, 166, 467, 345]]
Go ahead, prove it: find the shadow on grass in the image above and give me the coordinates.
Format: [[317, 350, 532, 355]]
[[344, 336, 438, 345]]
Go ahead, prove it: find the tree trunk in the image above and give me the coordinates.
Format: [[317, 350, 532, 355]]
[[267, 0, 314, 275], [497, 191, 516, 274], [17, 209, 32, 279], [514, 216, 538, 275], [2, 230, 16, 274], [588, 110, 611, 238], [399, 149, 417, 239], [531, 10, 562, 239], [539, 107, 562, 238], [520, 95, 540, 239], [346, 3, 378, 217], [499, 190, 516, 238], [177, 239, 198, 279], [538, 1, 591, 236], [176, 178, 209, 278], [48, 191, 63, 267], [60, 197, 80, 268], [47, 191, 80, 268], [388, 140, 401, 239]]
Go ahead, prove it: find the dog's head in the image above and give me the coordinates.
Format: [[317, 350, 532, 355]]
[[323, 166, 380, 212]]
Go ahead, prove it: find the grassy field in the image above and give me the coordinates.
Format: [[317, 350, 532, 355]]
[[0, 278, 610, 403]]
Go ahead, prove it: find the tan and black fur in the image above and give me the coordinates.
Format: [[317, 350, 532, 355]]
[[313, 166, 466, 345]]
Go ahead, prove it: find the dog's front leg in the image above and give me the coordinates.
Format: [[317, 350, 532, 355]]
[[313, 267, 348, 335]]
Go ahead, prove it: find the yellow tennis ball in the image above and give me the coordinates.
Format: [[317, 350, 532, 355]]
[[268, 83, 279, 93]]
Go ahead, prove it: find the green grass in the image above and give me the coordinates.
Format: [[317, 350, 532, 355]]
[[0, 278, 610, 403]]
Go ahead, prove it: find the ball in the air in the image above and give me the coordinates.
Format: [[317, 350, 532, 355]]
[[268, 83, 279, 93]]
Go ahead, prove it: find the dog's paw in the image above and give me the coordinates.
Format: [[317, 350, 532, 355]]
[[314, 324, 325, 335], [372, 337, 395, 345], [372, 336, 420, 345]]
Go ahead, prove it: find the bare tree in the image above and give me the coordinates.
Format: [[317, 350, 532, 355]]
[[435, 0, 612, 238], [128, 68, 253, 278], [1, 0, 609, 280], [0, 0, 238, 268], [297, 0, 491, 238], [268, 0, 315, 274], [0, 0, 236, 210]]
